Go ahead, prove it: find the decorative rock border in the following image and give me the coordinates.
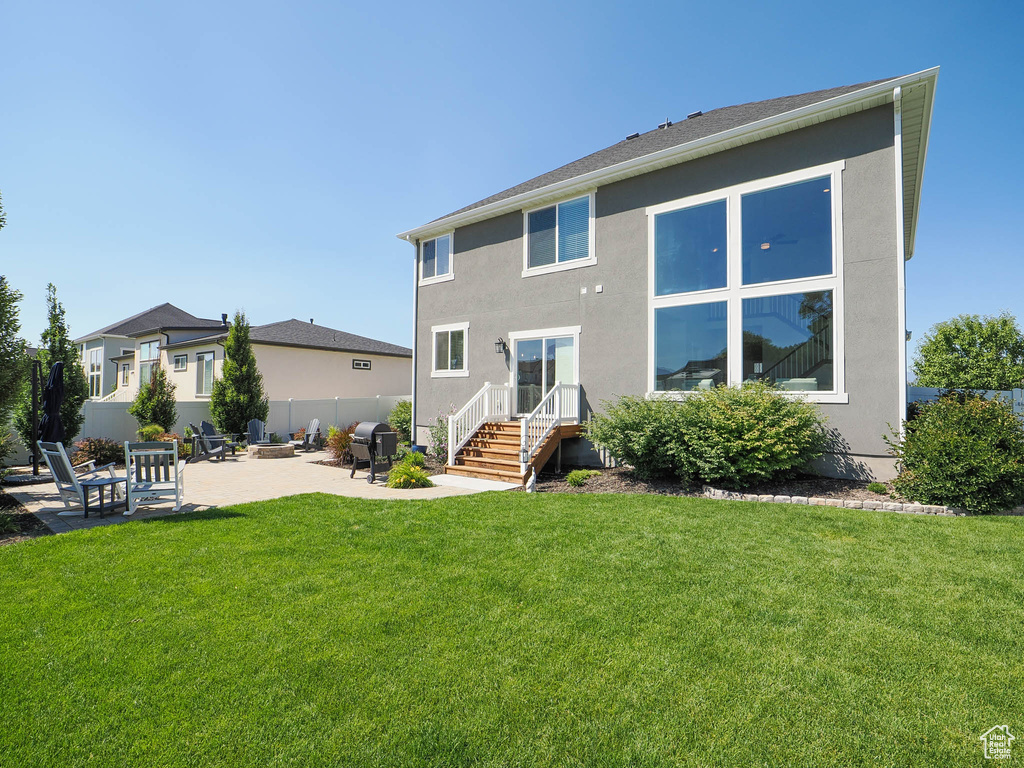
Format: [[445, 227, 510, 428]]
[[700, 486, 966, 516]]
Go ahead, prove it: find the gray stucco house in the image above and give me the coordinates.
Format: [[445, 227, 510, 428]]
[[399, 69, 938, 483]]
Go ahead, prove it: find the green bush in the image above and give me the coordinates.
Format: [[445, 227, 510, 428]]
[[566, 469, 600, 487], [0, 512, 17, 534], [72, 437, 123, 467], [867, 481, 887, 495], [403, 450, 426, 468], [385, 462, 434, 489], [427, 408, 453, 463], [388, 400, 412, 445], [128, 365, 177, 432], [138, 424, 163, 441], [585, 396, 680, 480], [887, 393, 1024, 514], [587, 383, 828, 488]]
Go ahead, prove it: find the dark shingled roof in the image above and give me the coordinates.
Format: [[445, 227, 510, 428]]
[[435, 77, 893, 222], [76, 303, 223, 342], [165, 319, 412, 358]]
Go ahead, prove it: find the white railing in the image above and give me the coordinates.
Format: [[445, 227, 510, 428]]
[[447, 382, 511, 466], [519, 382, 579, 474], [98, 388, 134, 403]]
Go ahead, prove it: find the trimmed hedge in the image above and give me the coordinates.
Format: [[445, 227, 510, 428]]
[[587, 382, 828, 488], [888, 392, 1024, 514]]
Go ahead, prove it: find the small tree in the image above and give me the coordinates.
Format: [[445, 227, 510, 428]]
[[913, 312, 1024, 391], [0, 276, 27, 423], [15, 283, 89, 446], [128, 364, 177, 432], [388, 400, 412, 444], [210, 311, 269, 436]]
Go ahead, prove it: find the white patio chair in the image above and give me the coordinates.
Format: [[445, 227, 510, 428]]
[[125, 441, 186, 515], [37, 441, 124, 517]]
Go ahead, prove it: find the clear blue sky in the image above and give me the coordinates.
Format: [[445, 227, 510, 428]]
[[2, 1, 1021, 362]]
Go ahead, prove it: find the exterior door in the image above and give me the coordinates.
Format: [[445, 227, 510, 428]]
[[514, 335, 575, 415]]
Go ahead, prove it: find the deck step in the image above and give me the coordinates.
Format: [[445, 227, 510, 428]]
[[457, 456, 522, 471], [445, 465, 524, 483], [461, 446, 519, 459]]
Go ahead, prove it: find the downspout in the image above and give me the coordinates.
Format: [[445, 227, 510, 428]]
[[892, 86, 908, 437], [405, 235, 420, 448]]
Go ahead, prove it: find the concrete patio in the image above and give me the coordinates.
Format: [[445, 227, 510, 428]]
[[8, 449, 509, 534]]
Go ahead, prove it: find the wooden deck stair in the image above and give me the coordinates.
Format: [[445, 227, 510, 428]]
[[445, 421, 582, 484]]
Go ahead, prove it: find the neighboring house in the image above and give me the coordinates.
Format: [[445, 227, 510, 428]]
[[398, 69, 939, 483], [76, 305, 412, 403]]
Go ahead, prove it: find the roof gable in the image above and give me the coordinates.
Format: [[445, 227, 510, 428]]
[[76, 303, 223, 343]]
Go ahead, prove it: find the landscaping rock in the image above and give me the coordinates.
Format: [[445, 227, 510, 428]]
[[791, 496, 808, 505], [844, 500, 863, 509], [904, 504, 925, 515], [863, 501, 882, 510], [743, 494, 759, 502], [774, 495, 792, 504], [809, 498, 826, 506], [883, 502, 903, 512], [826, 499, 844, 507], [758, 495, 775, 503]]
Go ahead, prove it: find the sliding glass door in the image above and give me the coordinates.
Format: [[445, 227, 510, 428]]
[[514, 335, 575, 415]]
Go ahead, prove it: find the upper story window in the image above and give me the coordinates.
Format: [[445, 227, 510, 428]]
[[138, 341, 159, 386], [173, 354, 188, 372], [87, 348, 102, 398], [648, 161, 846, 403], [420, 234, 453, 285], [431, 322, 469, 378], [352, 359, 371, 370], [196, 351, 215, 396], [523, 193, 595, 277]]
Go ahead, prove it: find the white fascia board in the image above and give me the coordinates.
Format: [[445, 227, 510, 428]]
[[397, 68, 940, 243], [905, 69, 939, 260]]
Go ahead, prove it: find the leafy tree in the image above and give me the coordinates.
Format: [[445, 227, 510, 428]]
[[128, 364, 178, 432], [14, 283, 89, 446], [0, 276, 27, 422], [210, 311, 269, 436], [913, 312, 1024, 391], [0, 189, 7, 232]]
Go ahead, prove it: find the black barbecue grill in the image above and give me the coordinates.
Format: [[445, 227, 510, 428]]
[[349, 421, 399, 483]]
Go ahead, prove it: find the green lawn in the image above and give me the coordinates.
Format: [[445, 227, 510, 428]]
[[1, 493, 1021, 767]]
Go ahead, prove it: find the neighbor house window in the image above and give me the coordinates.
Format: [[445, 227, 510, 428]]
[[88, 348, 102, 397], [524, 194, 595, 275], [138, 341, 159, 386], [431, 323, 469, 377], [121, 364, 129, 386], [196, 352, 215, 395], [173, 354, 187, 372], [352, 359, 371, 370], [648, 162, 845, 400], [420, 234, 453, 283]]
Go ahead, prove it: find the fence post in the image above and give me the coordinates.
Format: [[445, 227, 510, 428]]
[[335, 397, 339, 427], [376, 395, 381, 422], [288, 398, 293, 434]]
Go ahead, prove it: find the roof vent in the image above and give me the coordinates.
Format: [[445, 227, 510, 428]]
[[310, 318, 314, 324], [686, 110, 703, 119], [625, 132, 640, 140], [221, 313, 228, 326], [658, 118, 673, 129]]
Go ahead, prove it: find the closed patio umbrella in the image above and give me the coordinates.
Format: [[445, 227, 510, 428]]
[[38, 361, 66, 444]]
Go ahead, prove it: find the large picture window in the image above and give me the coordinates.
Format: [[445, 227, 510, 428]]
[[431, 323, 468, 377], [648, 162, 845, 401], [524, 194, 594, 275]]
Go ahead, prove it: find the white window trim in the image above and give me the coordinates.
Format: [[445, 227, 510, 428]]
[[353, 359, 371, 370], [195, 351, 215, 397], [419, 232, 455, 286], [646, 161, 848, 404], [173, 354, 188, 372], [431, 321, 470, 378], [521, 192, 597, 278], [506, 326, 582, 401]]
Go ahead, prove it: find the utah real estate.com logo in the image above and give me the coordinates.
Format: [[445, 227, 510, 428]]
[[980, 725, 1015, 760]]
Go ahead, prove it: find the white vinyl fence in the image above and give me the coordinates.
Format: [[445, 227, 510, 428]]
[[79, 395, 410, 445], [908, 386, 1024, 416]]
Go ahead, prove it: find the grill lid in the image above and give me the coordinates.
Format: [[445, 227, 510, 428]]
[[353, 421, 387, 440]]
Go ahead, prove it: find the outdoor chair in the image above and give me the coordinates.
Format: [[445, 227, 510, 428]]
[[288, 418, 321, 452], [37, 441, 125, 516], [125, 441, 185, 515], [188, 422, 228, 463], [247, 419, 273, 445], [200, 421, 240, 455]]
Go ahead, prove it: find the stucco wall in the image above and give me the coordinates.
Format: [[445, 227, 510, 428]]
[[414, 106, 901, 479], [253, 345, 411, 401]]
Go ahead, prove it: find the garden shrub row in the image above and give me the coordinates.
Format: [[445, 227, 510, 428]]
[[586, 382, 828, 488]]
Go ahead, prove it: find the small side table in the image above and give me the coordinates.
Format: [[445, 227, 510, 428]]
[[80, 477, 128, 519]]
